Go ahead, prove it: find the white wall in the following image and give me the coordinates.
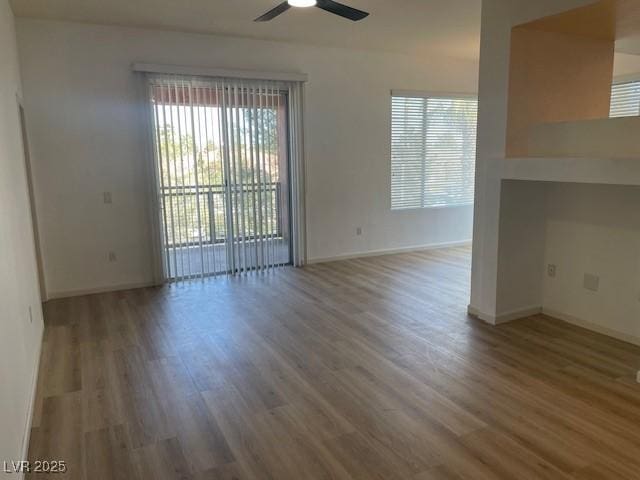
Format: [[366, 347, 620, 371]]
[[494, 180, 640, 343], [543, 183, 640, 344], [496, 180, 548, 317], [0, 0, 45, 469], [472, 0, 640, 341], [614, 52, 640, 80], [15, 19, 478, 298], [470, 0, 595, 322]]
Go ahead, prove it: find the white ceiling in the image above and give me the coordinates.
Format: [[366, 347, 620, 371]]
[[9, 0, 482, 60]]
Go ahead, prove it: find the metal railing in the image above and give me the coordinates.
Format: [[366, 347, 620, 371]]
[[160, 182, 283, 248]]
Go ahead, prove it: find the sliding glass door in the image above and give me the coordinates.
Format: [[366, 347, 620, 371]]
[[149, 76, 293, 280]]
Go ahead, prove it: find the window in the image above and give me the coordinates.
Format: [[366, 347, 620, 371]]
[[149, 75, 301, 279], [610, 81, 640, 117], [391, 93, 478, 210]]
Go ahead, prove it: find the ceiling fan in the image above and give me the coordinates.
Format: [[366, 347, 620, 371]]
[[255, 0, 370, 22]]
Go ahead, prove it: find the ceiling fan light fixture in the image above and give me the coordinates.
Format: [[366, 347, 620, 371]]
[[256, 0, 368, 22], [288, 0, 317, 7]]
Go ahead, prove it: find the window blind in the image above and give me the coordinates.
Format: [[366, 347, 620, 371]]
[[391, 95, 478, 210], [147, 74, 306, 281], [610, 81, 640, 117]]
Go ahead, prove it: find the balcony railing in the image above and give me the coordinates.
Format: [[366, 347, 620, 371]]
[[160, 182, 283, 248]]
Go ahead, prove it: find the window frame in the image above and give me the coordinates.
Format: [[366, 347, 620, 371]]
[[389, 90, 478, 211]]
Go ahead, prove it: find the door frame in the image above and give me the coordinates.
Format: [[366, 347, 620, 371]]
[[16, 96, 47, 301]]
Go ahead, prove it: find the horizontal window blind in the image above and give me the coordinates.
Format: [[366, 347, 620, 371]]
[[391, 95, 478, 210], [610, 81, 640, 117]]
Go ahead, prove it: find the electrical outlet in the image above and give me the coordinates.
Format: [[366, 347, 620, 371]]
[[356, 227, 363, 236], [583, 273, 599, 292], [547, 264, 556, 278], [108, 251, 117, 262], [103, 192, 112, 204]]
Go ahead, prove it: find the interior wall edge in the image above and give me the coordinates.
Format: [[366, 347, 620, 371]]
[[0, 0, 46, 466], [46, 280, 159, 301]]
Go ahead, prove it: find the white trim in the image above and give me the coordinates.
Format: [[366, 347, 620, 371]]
[[391, 89, 477, 99], [494, 306, 542, 324], [468, 305, 640, 346], [16, 95, 47, 302], [467, 304, 493, 323], [307, 240, 472, 265], [47, 281, 159, 300], [542, 308, 640, 347], [467, 304, 542, 325], [132, 63, 308, 83], [19, 327, 44, 479]]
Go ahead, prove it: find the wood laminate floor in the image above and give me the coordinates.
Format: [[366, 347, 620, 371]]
[[27, 246, 640, 479]]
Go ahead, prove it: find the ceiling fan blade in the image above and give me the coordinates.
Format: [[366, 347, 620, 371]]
[[255, 1, 291, 22], [315, 0, 369, 21]]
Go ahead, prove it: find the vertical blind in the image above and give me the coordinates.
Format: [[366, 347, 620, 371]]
[[147, 74, 305, 281], [391, 94, 478, 210], [610, 81, 640, 117]]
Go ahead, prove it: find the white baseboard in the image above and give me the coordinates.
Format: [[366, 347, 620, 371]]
[[468, 304, 640, 347], [307, 240, 472, 265], [467, 304, 542, 325], [466, 304, 486, 320], [20, 326, 44, 478], [47, 241, 473, 298], [542, 307, 640, 347], [46, 281, 159, 300], [495, 306, 543, 324]]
